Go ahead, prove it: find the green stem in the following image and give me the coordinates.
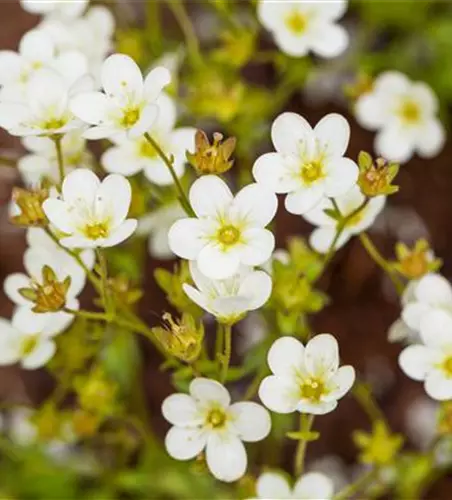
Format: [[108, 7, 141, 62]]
[[294, 414, 315, 477], [0, 155, 16, 167], [64, 308, 111, 322], [220, 324, 232, 383], [359, 233, 404, 295], [334, 468, 377, 500], [353, 380, 388, 427], [96, 248, 114, 315], [143, 132, 194, 216], [166, 0, 202, 65], [53, 135, 65, 187], [244, 367, 266, 401]]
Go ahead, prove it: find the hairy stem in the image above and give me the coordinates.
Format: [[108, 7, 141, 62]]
[[294, 413, 315, 477], [220, 323, 232, 383], [53, 135, 65, 187]]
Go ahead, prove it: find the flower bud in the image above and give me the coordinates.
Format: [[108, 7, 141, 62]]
[[353, 421, 403, 467], [357, 151, 399, 197], [19, 265, 71, 313], [392, 240, 441, 280], [74, 368, 118, 416], [187, 130, 236, 175], [153, 312, 204, 363], [11, 187, 48, 227]]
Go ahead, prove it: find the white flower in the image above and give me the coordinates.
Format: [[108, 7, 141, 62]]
[[253, 112, 358, 215], [168, 175, 278, 280], [399, 309, 452, 400], [19, 131, 93, 187], [162, 377, 271, 482], [20, 0, 88, 19], [355, 72, 445, 163], [183, 261, 272, 324], [255, 471, 334, 499], [0, 29, 87, 96], [43, 169, 137, 248], [257, 0, 349, 58], [302, 186, 386, 254], [70, 53, 171, 140], [137, 203, 185, 260], [0, 308, 62, 369], [401, 273, 452, 332], [259, 335, 355, 415], [0, 69, 89, 137], [101, 93, 195, 184]]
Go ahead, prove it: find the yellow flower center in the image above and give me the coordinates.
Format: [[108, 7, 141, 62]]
[[285, 10, 308, 35], [41, 117, 67, 131], [206, 408, 227, 429], [299, 377, 325, 403], [139, 138, 159, 159], [120, 107, 141, 128], [442, 357, 452, 378], [20, 335, 38, 357], [218, 225, 241, 246], [83, 221, 110, 240], [399, 100, 421, 124], [301, 161, 324, 185]]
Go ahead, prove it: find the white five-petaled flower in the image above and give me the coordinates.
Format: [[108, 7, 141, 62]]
[[162, 378, 271, 483], [257, 0, 349, 58], [0, 29, 87, 98], [168, 175, 278, 280], [259, 335, 355, 415], [70, 53, 171, 140], [101, 93, 196, 184], [355, 71, 445, 163], [0, 69, 89, 137], [255, 471, 334, 500], [302, 186, 386, 254], [43, 169, 137, 248], [20, 0, 88, 20], [399, 309, 452, 401], [253, 112, 358, 215], [19, 131, 93, 187], [0, 308, 63, 370], [183, 261, 272, 324]]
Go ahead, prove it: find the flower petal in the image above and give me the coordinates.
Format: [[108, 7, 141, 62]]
[[205, 433, 247, 483], [168, 218, 209, 260], [252, 153, 299, 194], [285, 185, 325, 215], [144, 66, 172, 102], [230, 183, 278, 228], [189, 378, 231, 408], [314, 113, 350, 158], [22, 338, 56, 370], [425, 371, 452, 401], [259, 375, 300, 414], [355, 93, 388, 130], [70, 91, 110, 125], [309, 22, 349, 58], [375, 126, 416, 164], [197, 243, 241, 280], [189, 175, 233, 218], [399, 344, 435, 381], [238, 270, 272, 310], [271, 112, 315, 156], [102, 54, 143, 99], [162, 394, 203, 427], [267, 336, 305, 377], [240, 228, 275, 267], [304, 334, 339, 377], [256, 472, 292, 499], [416, 118, 445, 159], [323, 157, 359, 197], [325, 365, 355, 400], [309, 227, 350, 254], [129, 104, 159, 138], [62, 168, 100, 207], [419, 309, 452, 347], [293, 472, 335, 499], [102, 219, 137, 247], [3, 273, 31, 306], [415, 273, 452, 306], [183, 284, 214, 315], [95, 174, 132, 226], [101, 146, 142, 176], [229, 402, 271, 442], [164, 426, 207, 460], [297, 400, 338, 415]]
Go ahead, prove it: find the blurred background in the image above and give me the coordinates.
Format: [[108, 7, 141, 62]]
[[1, 0, 452, 498]]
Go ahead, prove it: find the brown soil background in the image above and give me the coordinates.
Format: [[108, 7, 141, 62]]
[[1, 1, 452, 497]]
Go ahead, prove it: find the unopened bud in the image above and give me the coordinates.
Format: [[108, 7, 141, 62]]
[[357, 151, 399, 197], [393, 239, 441, 280], [187, 130, 236, 175]]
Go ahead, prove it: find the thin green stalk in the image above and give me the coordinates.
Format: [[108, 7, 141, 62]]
[[143, 132, 194, 216], [53, 135, 65, 186], [166, 0, 202, 65], [220, 324, 232, 383], [353, 380, 388, 427], [0, 155, 16, 167], [359, 233, 404, 295], [294, 413, 315, 476], [64, 308, 111, 322], [96, 248, 114, 316], [334, 468, 377, 500]]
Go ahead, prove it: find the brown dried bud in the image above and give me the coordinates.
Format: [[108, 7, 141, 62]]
[[187, 130, 236, 175], [11, 187, 48, 227]]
